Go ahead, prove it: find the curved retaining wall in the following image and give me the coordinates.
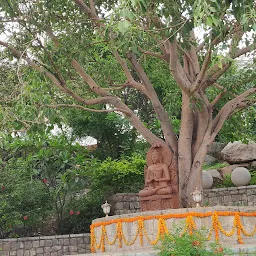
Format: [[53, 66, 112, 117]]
[[108, 185, 256, 215], [91, 206, 256, 253]]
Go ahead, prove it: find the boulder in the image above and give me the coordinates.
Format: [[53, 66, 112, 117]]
[[221, 141, 256, 164], [219, 163, 250, 177], [207, 169, 223, 180], [204, 155, 218, 166], [207, 169, 223, 187], [207, 142, 226, 159], [250, 161, 256, 169]]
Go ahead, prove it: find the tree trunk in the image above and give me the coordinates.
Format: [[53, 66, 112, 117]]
[[177, 92, 212, 207], [178, 142, 208, 207], [178, 92, 193, 207]]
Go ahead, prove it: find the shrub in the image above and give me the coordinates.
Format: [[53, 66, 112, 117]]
[[249, 171, 256, 185], [216, 174, 233, 188], [0, 134, 146, 236], [58, 154, 146, 233], [88, 154, 145, 198], [157, 225, 231, 256], [0, 134, 92, 237], [58, 192, 103, 234]]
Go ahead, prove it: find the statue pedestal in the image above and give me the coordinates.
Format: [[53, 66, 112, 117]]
[[139, 194, 179, 211]]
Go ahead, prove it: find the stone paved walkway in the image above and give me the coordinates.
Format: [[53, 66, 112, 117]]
[[67, 244, 256, 256]]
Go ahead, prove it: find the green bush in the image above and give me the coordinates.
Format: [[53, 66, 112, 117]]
[[58, 154, 146, 234], [0, 134, 93, 237], [157, 225, 231, 256], [58, 193, 103, 234], [216, 174, 233, 188], [0, 157, 52, 238], [0, 133, 146, 236], [249, 171, 256, 185], [89, 154, 145, 198]]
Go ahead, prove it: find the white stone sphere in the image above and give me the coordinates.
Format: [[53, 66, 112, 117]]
[[231, 167, 251, 187], [202, 171, 213, 189]]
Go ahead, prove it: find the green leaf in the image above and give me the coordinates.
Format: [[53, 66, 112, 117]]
[[206, 17, 213, 26], [212, 16, 220, 26], [209, 7, 216, 12], [117, 20, 130, 35]]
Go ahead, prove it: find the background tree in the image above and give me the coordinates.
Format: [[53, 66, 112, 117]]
[[0, 0, 255, 206], [0, 132, 145, 237], [0, 132, 93, 236]]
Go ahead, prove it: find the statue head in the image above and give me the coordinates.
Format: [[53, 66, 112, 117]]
[[151, 149, 162, 164], [146, 144, 174, 167]]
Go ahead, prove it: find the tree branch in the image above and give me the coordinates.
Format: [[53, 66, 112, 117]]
[[209, 82, 236, 107], [188, 31, 200, 76], [0, 40, 96, 105], [113, 51, 149, 96], [210, 92, 226, 108], [103, 83, 129, 91], [71, 59, 111, 97], [138, 46, 168, 62], [71, 59, 165, 145], [232, 42, 256, 58], [89, 0, 96, 15], [73, 0, 104, 28], [183, 55, 193, 83], [34, 36, 64, 83], [165, 40, 191, 94], [127, 52, 178, 152], [211, 87, 256, 140], [190, 49, 211, 93], [42, 104, 129, 114], [206, 43, 256, 86], [196, 26, 230, 53]]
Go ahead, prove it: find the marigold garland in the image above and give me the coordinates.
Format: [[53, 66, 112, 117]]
[[90, 211, 256, 252], [138, 219, 144, 246], [216, 215, 236, 237], [212, 212, 219, 241], [103, 225, 118, 245], [121, 221, 140, 246], [186, 215, 197, 235], [117, 222, 122, 248], [235, 214, 243, 244]]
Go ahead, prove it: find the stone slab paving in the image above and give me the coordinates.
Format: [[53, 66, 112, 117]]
[[67, 244, 256, 256], [67, 249, 158, 256]]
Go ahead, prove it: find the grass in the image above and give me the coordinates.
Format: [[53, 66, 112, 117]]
[[203, 161, 229, 171]]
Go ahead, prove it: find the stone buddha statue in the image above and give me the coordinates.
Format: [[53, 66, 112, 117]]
[[139, 144, 179, 211]]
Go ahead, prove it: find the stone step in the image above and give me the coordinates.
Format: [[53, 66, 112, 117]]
[[228, 244, 256, 255], [67, 249, 157, 256], [67, 244, 256, 256]]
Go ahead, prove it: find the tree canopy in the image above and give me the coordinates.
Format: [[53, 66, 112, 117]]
[[0, 0, 255, 206]]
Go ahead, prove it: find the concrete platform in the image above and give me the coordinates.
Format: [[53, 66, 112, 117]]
[[91, 206, 256, 253]]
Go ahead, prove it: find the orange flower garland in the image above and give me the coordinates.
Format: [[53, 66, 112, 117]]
[[90, 211, 256, 253], [212, 212, 219, 241]]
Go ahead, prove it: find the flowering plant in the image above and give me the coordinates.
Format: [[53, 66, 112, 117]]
[[157, 224, 231, 256]]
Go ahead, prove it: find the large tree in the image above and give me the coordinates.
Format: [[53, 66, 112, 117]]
[[0, 0, 255, 206]]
